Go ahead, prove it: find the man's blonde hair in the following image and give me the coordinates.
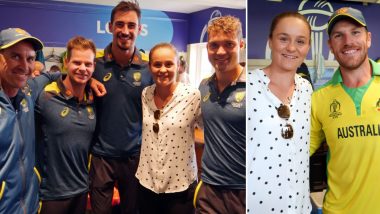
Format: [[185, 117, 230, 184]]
[[66, 36, 96, 60], [207, 15, 242, 40]]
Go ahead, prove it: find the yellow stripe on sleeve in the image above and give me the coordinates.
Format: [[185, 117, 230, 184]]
[[193, 180, 203, 208], [88, 154, 92, 171], [0, 181, 5, 200], [34, 167, 42, 184]]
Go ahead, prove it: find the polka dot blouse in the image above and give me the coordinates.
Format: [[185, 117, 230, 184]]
[[246, 69, 312, 214], [136, 82, 202, 194]]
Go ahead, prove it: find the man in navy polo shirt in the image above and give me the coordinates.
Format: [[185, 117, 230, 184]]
[[35, 36, 97, 214], [89, 1, 153, 214], [195, 16, 246, 213]]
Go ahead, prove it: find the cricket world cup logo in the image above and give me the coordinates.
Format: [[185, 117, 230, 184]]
[[265, 0, 335, 63], [298, 0, 334, 60]]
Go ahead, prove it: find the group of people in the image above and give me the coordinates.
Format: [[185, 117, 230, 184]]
[[0, 1, 245, 214], [1, 1, 379, 214], [248, 6, 380, 214]]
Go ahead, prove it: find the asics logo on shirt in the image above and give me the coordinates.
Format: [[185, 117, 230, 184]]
[[103, 72, 112, 82]]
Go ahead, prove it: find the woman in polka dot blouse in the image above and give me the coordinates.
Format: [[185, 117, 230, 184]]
[[135, 43, 202, 214], [247, 12, 313, 214]]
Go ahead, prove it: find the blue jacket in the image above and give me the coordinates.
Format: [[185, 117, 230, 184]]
[[0, 73, 58, 214]]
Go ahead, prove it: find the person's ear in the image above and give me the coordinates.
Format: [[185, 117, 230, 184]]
[[268, 37, 273, 50], [327, 38, 332, 52], [108, 21, 113, 33], [239, 39, 245, 49], [137, 24, 142, 35], [64, 54, 69, 70], [367, 31, 372, 49]]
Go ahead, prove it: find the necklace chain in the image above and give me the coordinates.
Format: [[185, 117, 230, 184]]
[[154, 89, 173, 109]]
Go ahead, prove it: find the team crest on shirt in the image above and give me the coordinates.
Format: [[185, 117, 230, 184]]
[[376, 98, 380, 111], [329, 99, 342, 119], [20, 99, 29, 112], [232, 91, 245, 108], [133, 71, 142, 86], [202, 92, 211, 102], [60, 107, 69, 118], [87, 106, 95, 120], [103, 72, 112, 82]]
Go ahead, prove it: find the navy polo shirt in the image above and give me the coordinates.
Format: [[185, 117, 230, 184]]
[[91, 44, 153, 158], [199, 73, 246, 189], [35, 78, 96, 200]]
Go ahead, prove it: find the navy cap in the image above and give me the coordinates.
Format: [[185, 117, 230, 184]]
[[327, 7, 367, 35], [0, 28, 43, 51]]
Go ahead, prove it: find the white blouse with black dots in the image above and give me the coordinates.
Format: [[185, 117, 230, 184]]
[[246, 69, 312, 214], [136, 82, 202, 194]]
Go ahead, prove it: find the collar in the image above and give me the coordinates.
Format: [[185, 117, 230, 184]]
[[331, 59, 380, 85], [8, 89, 25, 111], [54, 77, 94, 105], [232, 66, 246, 84], [0, 79, 29, 102], [103, 43, 147, 66], [146, 82, 182, 111], [209, 66, 246, 86]]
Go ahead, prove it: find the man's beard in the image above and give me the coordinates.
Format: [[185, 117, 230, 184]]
[[338, 52, 367, 71]]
